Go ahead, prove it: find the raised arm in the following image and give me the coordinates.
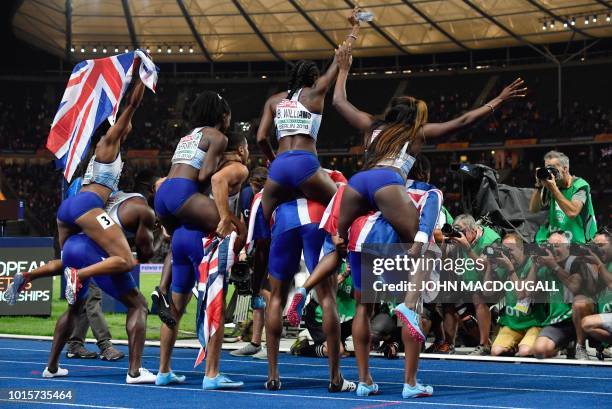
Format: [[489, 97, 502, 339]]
[[310, 7, 361, 96], [198, 128, 228, 189], [256, 98, 276, 163], [423, 78, 527, 139], [107, 74, 146, 144], [332, 43, 374, 133]]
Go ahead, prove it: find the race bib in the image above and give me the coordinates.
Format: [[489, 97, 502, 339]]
[[96, 212, 116, 230], [172, 130, 203, 162]]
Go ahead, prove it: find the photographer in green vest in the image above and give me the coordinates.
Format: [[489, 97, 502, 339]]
[[529, 150, 597, 244], [581, 230, 612, 352], [449, 214, 501, 355]]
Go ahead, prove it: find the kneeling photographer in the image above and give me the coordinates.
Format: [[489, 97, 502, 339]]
[[448, 214, 501, 355], [529, 150, 597, 244], [581, 229, 612, 356], [483, 233, 547, 357], [532, 232, 589, 359]]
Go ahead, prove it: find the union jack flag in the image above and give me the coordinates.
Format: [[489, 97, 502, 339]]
[[47, 50, 158, 182], [348, 180, 443, 251], [194, 232, 238, 367]]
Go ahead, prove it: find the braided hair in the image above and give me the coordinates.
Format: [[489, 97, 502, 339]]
[[189, 91, 231, 131], [287, 60, 319, 99], [366, 96, 428, 169]]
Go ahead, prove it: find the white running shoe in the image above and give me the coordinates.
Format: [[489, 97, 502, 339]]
[[43, 367, 68, 378], [126, 368, 157, 384], [253, 347, 267, 360]]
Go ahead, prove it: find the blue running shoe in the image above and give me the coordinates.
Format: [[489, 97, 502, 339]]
[[251, 295, 266, 310], [202, 374, 243, 390], [356, 382, 379, 397], [156, 371, 186, 386], [402, 383, 433, 398], [5, 272, 27, 305], [394, 304, 425, 343], [287, 287, 307, 327]]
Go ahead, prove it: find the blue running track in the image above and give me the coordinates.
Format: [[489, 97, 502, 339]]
[[0, 338, 610, 408]]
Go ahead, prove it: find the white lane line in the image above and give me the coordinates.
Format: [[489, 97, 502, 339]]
[[0, 376, 531, 409], [2, 346, 610, 381], [0, 360, 610, 396]]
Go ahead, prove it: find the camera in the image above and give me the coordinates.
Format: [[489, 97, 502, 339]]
[[526, 244, 553, 257], [570, 244, 594, 257], [536, 166, 560, 181], [484, 245, 510, 259], [442, 223, 462, 242], [229, 261, 252, 296]]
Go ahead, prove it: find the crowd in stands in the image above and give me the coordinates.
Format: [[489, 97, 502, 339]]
[[0, 68, 610, 237]]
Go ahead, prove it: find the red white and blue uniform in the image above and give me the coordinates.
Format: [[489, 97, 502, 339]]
[[268, 197, 327, 281], [253, 169, 347, 281], [347, 180, 443, 291]]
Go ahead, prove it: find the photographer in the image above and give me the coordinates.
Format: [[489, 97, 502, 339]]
[[581, 231, 612, 347], [448, 214, 501, 355], [485, 233, 546, 357], [530, 150, 597, 244], [533, 232, 586, 359], [231, 167, 269, 358], [291, 264, 355, 359]]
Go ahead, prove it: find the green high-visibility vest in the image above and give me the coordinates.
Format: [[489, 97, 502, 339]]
[[535, 177, 597, 244]]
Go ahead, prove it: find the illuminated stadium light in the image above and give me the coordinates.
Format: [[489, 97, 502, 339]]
[[146, 47, 151, 53], [584, 17, 589, 25], [549, 20, 555, 29], [592, 15, 597, 23], [157, 46, 162, 53], [114, 47, 119, 53], [607, 14, 611, 22], [542, 22, 547, 30], [102, 48, 107, 54], [563, 21, 568, 28], [80, 47, 85, 53], [261, 75, 267, 79], [70, 46, 75, 52], [179, 46, 184, 53], [167, 47, 172, 54], [92, 47, 97, 53], [571, 17, 576, 26], [124, 48, 129, 53], [189, 47, 194, 53]]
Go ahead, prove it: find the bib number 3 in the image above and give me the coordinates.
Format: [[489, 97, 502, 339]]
[[96, 212, 116, 230]]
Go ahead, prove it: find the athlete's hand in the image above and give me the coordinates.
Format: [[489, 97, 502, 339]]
[[336, 42, 353, 71], [498, 78, 527, 102], [348, 7, 361, 26], [216, 216, 236, 238], [333, 234, 347, 258]]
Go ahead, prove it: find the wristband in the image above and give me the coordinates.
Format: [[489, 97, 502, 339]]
[[347, 34, 358, 40], [485, 103, 495, 113]]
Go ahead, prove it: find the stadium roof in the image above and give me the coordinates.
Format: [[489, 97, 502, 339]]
[[12, 0, 612, 63]]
